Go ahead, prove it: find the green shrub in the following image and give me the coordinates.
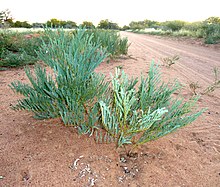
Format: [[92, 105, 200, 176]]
[[0, 30, 44, 67], [0, 28, 129, 67], [10, 28, 203, 153], [10, 28, 109, 133], [85, 29, 129, 58], [203, 23, 220, 44], [95, 64, 203, 152], [163, 20, 186, 32], [0, 50, 37, 67]]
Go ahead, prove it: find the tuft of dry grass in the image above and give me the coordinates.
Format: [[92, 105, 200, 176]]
[[189, 81, 200, 95], [202, 67, 220, 95], [161, 55, 180, 67]]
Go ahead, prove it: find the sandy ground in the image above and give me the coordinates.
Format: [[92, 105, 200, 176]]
[[0, 32, 220, 186]]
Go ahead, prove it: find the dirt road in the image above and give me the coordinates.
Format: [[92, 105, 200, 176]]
[[120, 32, 220, 86], [0, 32, 220, 187]]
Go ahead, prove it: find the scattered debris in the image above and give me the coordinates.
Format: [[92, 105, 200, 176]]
[[78, 164, 92, 178], [69, 155, 84, 170], [22, 171, 30, 182], [88, 177, 97, 186], [118, 176, 125, 183]]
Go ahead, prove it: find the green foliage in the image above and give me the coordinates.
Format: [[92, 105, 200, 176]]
[[32, 22, 44, 28], [130, 17, 220, 44], [46, 18, 78, 29], [129, 21, 145, 31], [203, 22, 220, 44], [13, 21, 32, 28], [0, 28, 129, 67], [46, 18, 61, 28], [0, 31, 43, 67], [163, 20, 186, 31], [0, 9, 13, 28], [98, 19, 120, 30], [129, 20, 159, 31], [121, 25, 130, 31], [205, 17, 220, 24], [10, 28, 109, 133], [95, 63, 203, 151], [61, 20, 77, 29], [80, 21, 95, 29], [10, 28, 203, 153], [86, 29, 129, 57]]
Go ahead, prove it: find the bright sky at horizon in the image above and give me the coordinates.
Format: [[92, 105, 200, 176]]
[[1, 0, 220, 26]]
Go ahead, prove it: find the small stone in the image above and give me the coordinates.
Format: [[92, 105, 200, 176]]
[[124, 167, 130, 173]]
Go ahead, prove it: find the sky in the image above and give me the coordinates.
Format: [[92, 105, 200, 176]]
[[1, 0, 220, 26]]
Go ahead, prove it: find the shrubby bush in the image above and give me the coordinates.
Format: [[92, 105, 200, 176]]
[[0, 31, 43, 67], [95, 64, 203, 151], [86, 29, 129, 57], [98, 19, 120, 30], [129, 17, 220, 44], [0, 28, 129, 67], [162, 20, 186, 32], [10, 28, 203, 153], [10, 29, 109, 128], [203, 23, 220, 44]]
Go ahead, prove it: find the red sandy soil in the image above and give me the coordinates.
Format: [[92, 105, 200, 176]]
[[0, 32, 220, 187]]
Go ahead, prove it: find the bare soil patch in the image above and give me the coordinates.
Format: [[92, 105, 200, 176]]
[[0, 32, 220, 186]]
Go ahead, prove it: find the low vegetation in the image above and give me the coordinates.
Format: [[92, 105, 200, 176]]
[[202, 67, 220, 95], [188, 67, 220, 95], [1, 9, 219, 44], [161, 55, 180, 67], [0, 28, 129, 67], [10, 28, 203, 154], [86, 29, 129, 58], [129, 17, 220, 44], [0, 30, 44, 67], [189, 82, 200, 95]]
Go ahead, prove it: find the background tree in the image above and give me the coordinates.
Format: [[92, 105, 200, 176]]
[[0, 9, 13, 27], [60, 20, 77, 29], [98, 19, 120, 30], [202, 17, 220, 44], [46, 18, 61, 28], [32, 22, 44, 28], [129, 21, 145, 30], [121, 25, 130, 31], [80, 21, 95, 29], [205, 17, 220, 24], [13, 21, 32, 28], [163, 20, 186, 31], [144, 19, 160, 29]]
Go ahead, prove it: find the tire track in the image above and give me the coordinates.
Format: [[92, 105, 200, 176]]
[[122, 32, 220, 86]]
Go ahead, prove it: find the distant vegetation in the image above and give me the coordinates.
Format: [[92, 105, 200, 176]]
[[1, 9, 219, 44], [0, 31, 45, 67], [0, 28, 129, 67], [128, 17, 220, 44], [0, 9, 120, 30]]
